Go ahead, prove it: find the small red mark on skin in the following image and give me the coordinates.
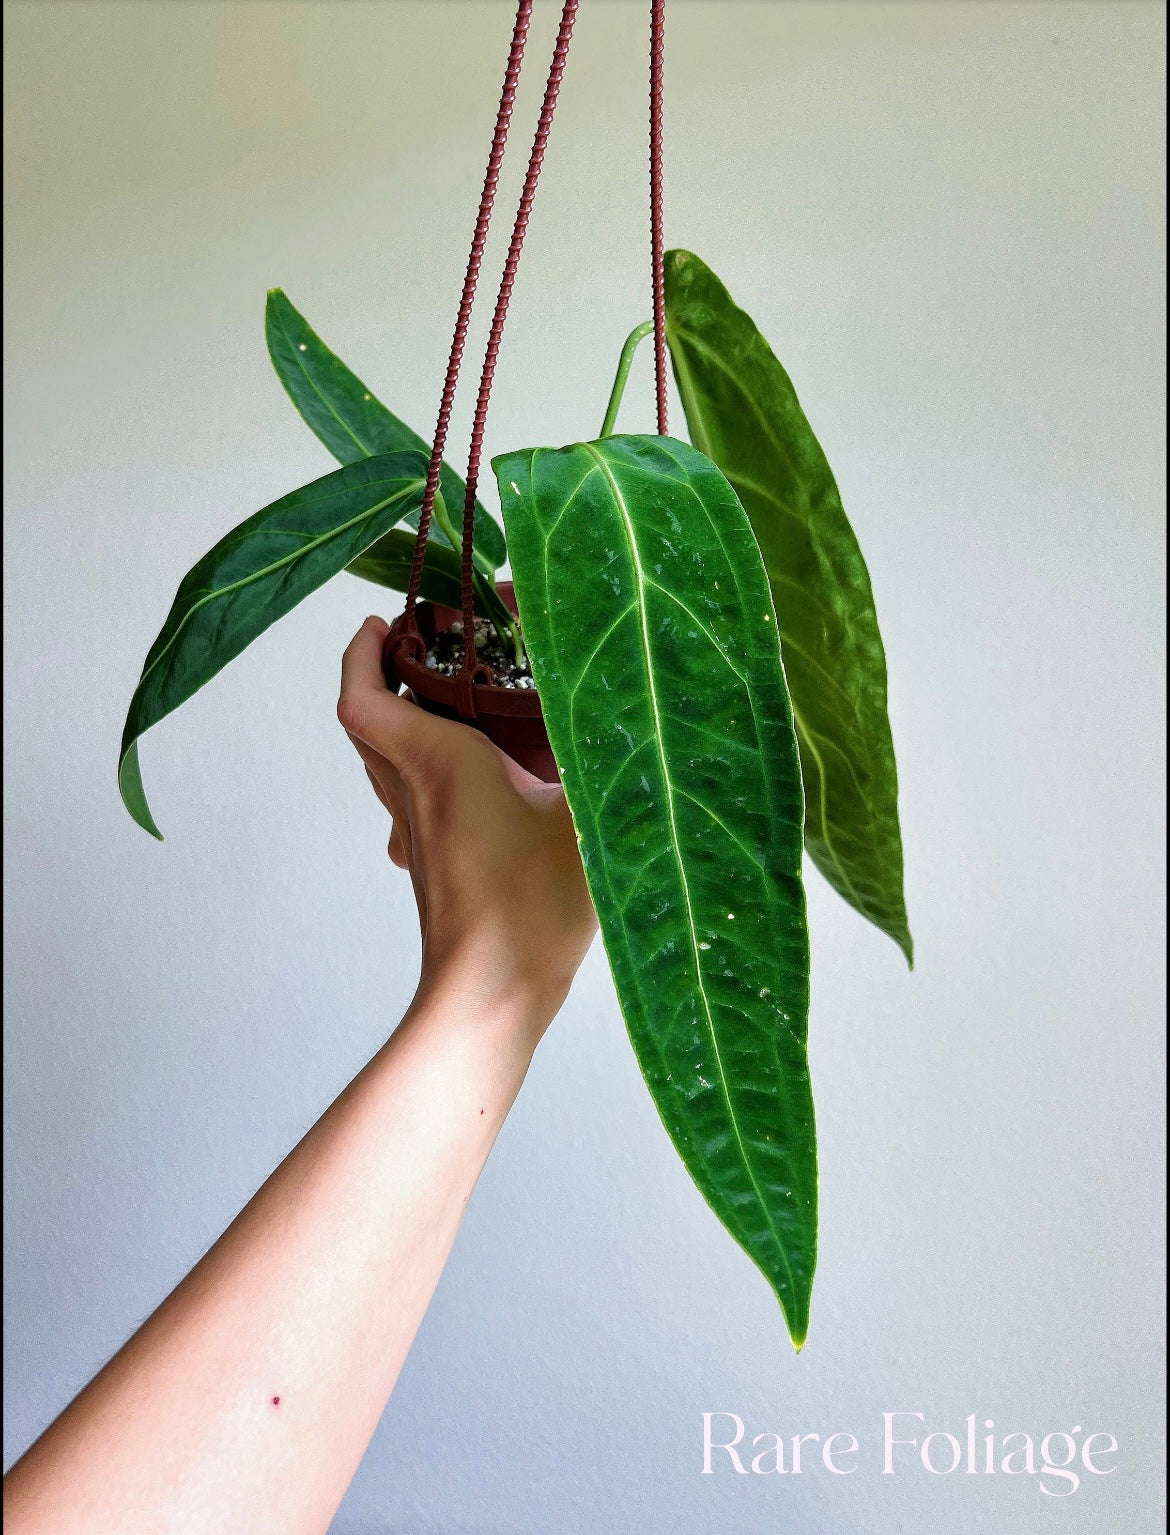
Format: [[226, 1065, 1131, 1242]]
[[271, 1396, 281, 1406], [479, 1109, 484, 1115]]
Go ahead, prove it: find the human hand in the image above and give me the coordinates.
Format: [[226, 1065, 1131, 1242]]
[[2, 616, 597, 1535], [337, 616, 598, 1035]]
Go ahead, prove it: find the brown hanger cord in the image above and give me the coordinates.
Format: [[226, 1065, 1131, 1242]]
[[650, 0, 668, 435], [398, 0, 534, 658], [455, 0, 581, 714]]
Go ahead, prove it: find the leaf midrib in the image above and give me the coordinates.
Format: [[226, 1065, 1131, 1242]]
[[671, 326, 893, 895], [134, 484, 417, 702], [274, 307, 373, 458], [790, 704, 868, 917], [581, 441, 797, 1300], [668, 324, 858, 634], [667, 322, 797, 474]]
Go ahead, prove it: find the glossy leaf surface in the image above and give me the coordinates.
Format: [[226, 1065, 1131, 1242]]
[[265, 288, 507, 574], [346, 527, 465, 609], [120, 451, 428, 839], [664, 250, 912, 964], [494, 434, 816, 1344], [347, 525, 519, 650]]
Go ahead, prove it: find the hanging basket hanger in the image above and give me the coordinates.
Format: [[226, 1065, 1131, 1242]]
[[393, 0, 668, 719]]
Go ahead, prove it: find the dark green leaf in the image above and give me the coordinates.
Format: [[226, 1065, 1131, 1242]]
[[494, 434, 815, 1345], [265, 288, 507, 575], [346, 528, 466, 609], [664, 249, 912, 965], [120, 451, 428, 839]]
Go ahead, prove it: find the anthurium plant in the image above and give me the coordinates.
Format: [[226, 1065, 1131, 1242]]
[[119, 249, 910, 1349]]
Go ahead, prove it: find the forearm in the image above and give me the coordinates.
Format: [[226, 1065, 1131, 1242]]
[[4, 971, 548, 1535]]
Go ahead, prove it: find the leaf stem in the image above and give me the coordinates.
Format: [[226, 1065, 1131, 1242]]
[[599, 320, 654, 438]]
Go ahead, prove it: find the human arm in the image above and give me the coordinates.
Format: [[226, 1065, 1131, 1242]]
[[3, 616, 597, 1535]]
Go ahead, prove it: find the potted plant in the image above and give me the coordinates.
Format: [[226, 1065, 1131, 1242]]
[[118, 0, 910, 1351]]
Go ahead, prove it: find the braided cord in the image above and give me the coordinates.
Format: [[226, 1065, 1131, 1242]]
[[457, 0, 580, 704], [402, 1, 534, 637], [650, 0, 668, 435]]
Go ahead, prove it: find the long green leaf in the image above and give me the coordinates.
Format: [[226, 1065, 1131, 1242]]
[[120, 451, 429, 838], [265, 288, 507, 576], [494, 434, 815, 1345], [664, 250, 912, 965], [346, 528, 466, 609]]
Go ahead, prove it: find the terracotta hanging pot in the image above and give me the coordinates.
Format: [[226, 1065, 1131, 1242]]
[[382, 583, 559, 783]]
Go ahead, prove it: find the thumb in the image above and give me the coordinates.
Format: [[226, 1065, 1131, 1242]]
[[337, 615, 438, 763]]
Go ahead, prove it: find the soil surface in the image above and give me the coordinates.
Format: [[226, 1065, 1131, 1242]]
[[425, 617, 535, 689]]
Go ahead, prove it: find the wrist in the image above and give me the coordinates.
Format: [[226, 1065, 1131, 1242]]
[[410, 951, 567, 1057]]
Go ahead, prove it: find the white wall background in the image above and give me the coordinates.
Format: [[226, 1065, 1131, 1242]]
[[4, 2, 1165, 1530]]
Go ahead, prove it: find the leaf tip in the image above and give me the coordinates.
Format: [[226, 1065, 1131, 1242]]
[[785, 1306, 809, 1352], [775, 1279, 811, 1353], [119, 741, 165, 842], [125, 800, 165, 841]]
